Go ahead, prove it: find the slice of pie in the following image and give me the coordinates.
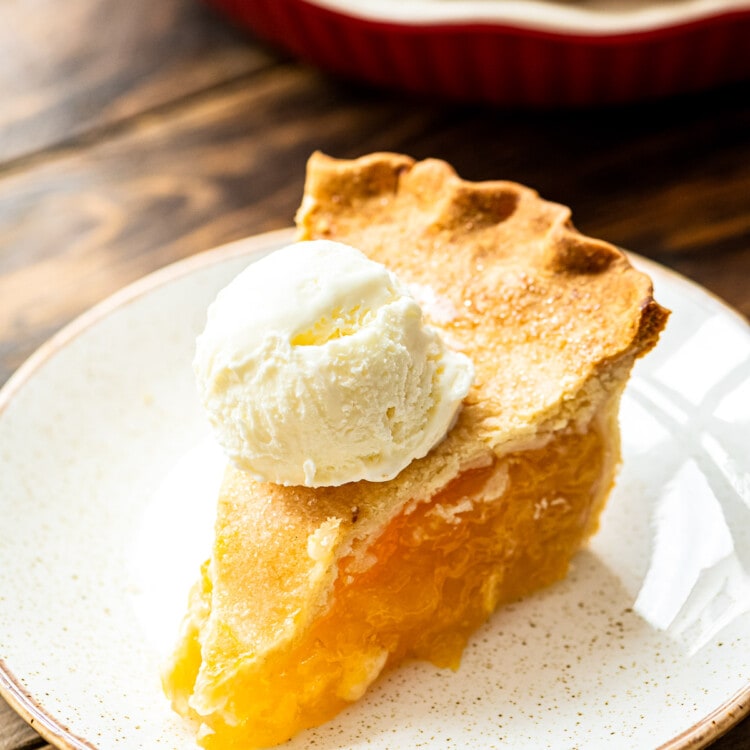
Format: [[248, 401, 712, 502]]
[[163, 152, 669, 749]]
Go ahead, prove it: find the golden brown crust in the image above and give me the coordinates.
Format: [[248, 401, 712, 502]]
[[174, 152, 669, 722], [296, 152, 668, 446]]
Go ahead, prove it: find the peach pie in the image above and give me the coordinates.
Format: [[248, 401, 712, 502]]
[[163, 152, 669, 748]]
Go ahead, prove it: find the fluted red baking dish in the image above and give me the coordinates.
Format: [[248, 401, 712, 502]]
[[206, 0, 750, 105]]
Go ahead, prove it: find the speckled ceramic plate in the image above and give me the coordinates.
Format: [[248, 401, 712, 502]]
[[1, 228, 749, 750]]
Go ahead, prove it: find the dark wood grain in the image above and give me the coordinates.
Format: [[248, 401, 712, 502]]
[[0, 0, 276, 164], [0, 0, 748, 747], [0, 698, 49, 750]]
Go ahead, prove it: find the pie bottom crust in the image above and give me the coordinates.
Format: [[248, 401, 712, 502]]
[[163, 381, 626, 749]]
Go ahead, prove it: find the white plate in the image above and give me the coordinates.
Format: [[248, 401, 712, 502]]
[[1, 228, 749, 750]]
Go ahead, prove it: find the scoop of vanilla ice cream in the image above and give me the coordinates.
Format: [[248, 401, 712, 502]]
[[194, 240, 474, 487]]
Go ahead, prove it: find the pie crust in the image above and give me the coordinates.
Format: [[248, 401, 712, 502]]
[[163, 152, 669, 748]]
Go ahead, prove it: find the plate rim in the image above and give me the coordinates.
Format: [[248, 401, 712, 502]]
[[0, 227, 748, 750]]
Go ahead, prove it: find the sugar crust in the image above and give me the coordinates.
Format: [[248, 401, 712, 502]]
[[182, 152, 670, 710]]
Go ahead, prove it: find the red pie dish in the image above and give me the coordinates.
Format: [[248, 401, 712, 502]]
[[205, 0, 750, 105]]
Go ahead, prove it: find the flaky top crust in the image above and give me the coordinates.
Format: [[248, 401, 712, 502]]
[[296, 152, 668, 444], [192, 153, 669, 695]]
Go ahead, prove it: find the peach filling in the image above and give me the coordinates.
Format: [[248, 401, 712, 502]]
[[166, 412, 613, 749]]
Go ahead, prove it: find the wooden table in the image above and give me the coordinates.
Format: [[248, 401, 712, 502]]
[[1, 1, 748, 748]]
